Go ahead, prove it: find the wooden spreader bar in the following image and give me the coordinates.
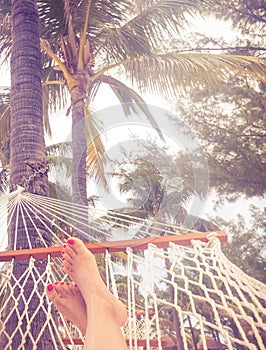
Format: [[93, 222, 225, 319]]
[[0, 231, 227, 262], [62, 337, 170, 347]]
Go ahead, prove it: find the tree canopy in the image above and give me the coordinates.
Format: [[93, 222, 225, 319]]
[[212, 205, 266, 283]]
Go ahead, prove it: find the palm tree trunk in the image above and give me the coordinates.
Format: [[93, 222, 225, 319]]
[[0, 1, 62, 348], [71, 83, 88, 238]]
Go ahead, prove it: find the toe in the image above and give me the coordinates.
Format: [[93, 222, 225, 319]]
[[55, 282, 69, 297], [63, 246, 76, 259], [66, 237, 88, 255], [67, 282, 80, 296], [46, 284, 59, 302], [62, 260, 73, 274]]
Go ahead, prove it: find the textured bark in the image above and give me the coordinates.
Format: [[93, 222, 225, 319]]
[[9, 0, 48, 198], [70, 80, 89, 239], [71, 85, 87, 207], [9, 0, 50, 247], [0, 1, 62, 349]]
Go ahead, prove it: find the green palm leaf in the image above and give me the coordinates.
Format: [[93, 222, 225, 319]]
[[104, 53, 266, 96], [84, 103, 109, 190], [99, 0, 211, 60], [95, 75, 164, 140]]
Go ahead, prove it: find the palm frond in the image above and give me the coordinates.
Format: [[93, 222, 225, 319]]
[[95, 75, 164, 140], [96, 0, 212, 62], [0, 2, 11, 60], [108, 53, 266, 96], [42, 85, 52, 138], [86, 0, 131, 30], [38, 0, 65, 39], [0, 168, 8, 194], [84, 103, 109, 191], [0, 94, 10, 147], [46, 142, 72, 177], [46, 155, 72, 177], [63, 0, 77, 56], [46, 141, 72, 155], [77, 0, 93, 70], [38, 0, 132, 40]]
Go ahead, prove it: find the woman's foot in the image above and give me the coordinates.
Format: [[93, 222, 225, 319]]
[[46, 281, 87, 335], [62, 237, 127, 327]]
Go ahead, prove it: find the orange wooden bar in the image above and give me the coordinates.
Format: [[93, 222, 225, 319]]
[[0, 231, 227, 262], [62, 337, 170, 347]]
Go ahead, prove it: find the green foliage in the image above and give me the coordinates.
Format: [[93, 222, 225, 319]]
[[212, 0, 266, 46], [211, 205, 266, 283], [0, 87, 10, 167], [118, 158, 165, 216], [176, 77, 266, 202]]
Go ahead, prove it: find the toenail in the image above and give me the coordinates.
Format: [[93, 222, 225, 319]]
[[61, 251, 64, 255], [62, 257, 65, 261], [66, 282, 70, 286], [60, 282, 64, 285], [74, 284, 77, 288], [47, 284, 54, 292], [63, 244, 66, 248], [55, 282, 59, 285], [67, 239, 74, 245]]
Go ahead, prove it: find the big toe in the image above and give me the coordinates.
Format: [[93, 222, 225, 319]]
[[66, 237, 90, 256], [46, 284, 59, 302]]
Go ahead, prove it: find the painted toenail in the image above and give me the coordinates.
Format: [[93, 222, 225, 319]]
[[47, 284, 54, 292], [74, 284, 78, 287], [55, 282, 59, 285], [66, 282, 70, 286], [62, 257, 65, 261], [67, 239, 74, 245], [61, 251, 64, 255], [63, 244, 66, 248], [61, 282, 64, 285]]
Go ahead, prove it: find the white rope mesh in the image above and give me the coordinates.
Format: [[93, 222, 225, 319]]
[[0, 189, 265, 349]]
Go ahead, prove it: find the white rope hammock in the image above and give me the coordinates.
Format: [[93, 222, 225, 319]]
[[0, 186, 202, 251], [0, 188, 265, 350]]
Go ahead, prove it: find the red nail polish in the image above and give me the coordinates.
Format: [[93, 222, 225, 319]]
[[63, 244, 66, 248], [74, 284, 78, 288], [66, 282, 70, 286], [47, 284, 54, 292], [61, 282, 64, 285], [62, 257, 65, 261], [61, 251, 65, 255], [62, 264, 64, 268], [67, 239, 74, 245], [55, 282, 59, 285]]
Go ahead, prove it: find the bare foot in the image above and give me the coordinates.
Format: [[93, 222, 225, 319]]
[[62, 237, 127, 327], [46, 281, 87, 335]]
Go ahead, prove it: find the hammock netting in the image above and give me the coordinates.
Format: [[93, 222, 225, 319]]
[[0, 188, 265, 349]]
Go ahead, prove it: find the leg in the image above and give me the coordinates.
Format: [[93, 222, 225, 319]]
[[46, 281, 87, 335], [62, 237, 128, 350]]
